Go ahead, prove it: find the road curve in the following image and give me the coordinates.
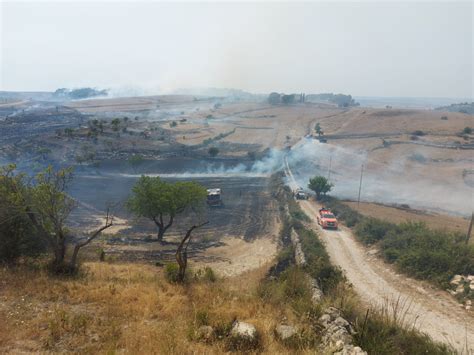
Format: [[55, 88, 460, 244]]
[[284, 157, 474, 353]]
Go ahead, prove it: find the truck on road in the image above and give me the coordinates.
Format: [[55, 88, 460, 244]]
[[293, 187, 308, 200], [317, 207, 338, 229]]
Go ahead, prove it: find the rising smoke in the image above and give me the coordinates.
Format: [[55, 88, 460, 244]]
[[287, 139, 473, 216]]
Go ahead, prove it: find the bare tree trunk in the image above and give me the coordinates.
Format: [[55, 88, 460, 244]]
[[175, 221, 209, 283], [69, 211, 113, 270], [52, 232, 67, 270], [154, 215, 174, 243]]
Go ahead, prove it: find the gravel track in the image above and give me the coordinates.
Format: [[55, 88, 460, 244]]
[[285, 156, 474, 353]]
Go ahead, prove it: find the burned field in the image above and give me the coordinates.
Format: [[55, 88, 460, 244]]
[[67, 159, 277, 264]]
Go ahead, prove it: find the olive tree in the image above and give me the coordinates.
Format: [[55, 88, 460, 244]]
[[127, 176, 207, 242], [308, 176, 333, 200], [0, 165, 44, 264], [1, 164, 113, 273]]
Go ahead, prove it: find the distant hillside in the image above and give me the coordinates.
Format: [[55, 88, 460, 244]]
[[436, 102, 474, 114], [173, 87, 266, 102]]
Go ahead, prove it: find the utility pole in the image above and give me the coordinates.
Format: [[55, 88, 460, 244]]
[[357, 164, 364, 207], [327, 155, 332, 181], [466, 212, 473, 245]]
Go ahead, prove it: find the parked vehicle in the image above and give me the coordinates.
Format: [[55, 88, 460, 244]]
[[294, 188, 308, 200], [207, 188, 222, 206], [317, 207, 338, 229]]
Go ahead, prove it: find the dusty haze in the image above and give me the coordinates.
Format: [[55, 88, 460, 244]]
[[1, 1, 472, 98]]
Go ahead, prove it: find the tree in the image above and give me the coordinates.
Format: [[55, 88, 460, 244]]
[[268, 92, 281, 105], [128, 154, 145, 173], [64, 128, 74, 138], [0, 165, 45, 264], [308, 176, 333, 200], [315, 123, 323, 136], [208, 147, 219, 157], [127, 176, 207, 242], [29, 166, 77, 271], [1, 165, 113, 273], [69, 209, 113, 269], [111, 118, 121, 132], [281, 94, 296, 105], [175, 221, 209, 282], [463, 127, 472, 134]]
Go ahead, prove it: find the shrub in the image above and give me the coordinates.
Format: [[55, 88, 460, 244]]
[[355, 218, 397, 245], [164, 263, 180, 283], [380, 223, 474, 286], [412, 130, 425, 136], [295, 225, 345, 293], [169, 121, 177, 127], [463, 126, 472, 134], [353, 304, 453, 354], [208, 147, 219, 157], [195, 267, 217, 282]]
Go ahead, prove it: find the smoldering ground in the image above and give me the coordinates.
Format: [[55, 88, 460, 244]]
[[88, 140, 472, 216]]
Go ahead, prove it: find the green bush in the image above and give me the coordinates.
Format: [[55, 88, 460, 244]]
[[295, 225, 345, 293], [195, 267, 217, 282], [355, 218, 396, 245], [353, 308, 453, 354], [380, 223, 474, 287], [164, 263, 180, 283]]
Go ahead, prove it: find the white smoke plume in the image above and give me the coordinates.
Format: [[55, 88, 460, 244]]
[[286, 139, 473, 216]]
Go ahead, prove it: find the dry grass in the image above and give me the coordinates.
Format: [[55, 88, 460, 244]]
[[0, 262, 315, 354], [344, 201, 470, 234]]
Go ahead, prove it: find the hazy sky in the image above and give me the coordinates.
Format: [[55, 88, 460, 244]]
[[1, 1, 472, 98]]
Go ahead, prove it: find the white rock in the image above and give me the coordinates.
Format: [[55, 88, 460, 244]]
[[310, 278, 323, 304], [229, 321, 259, 350], [455, 284, 465, 295], [450, 275, 463, 286], [230, 321, 257, 339], [319, 314, 331, 326], [275, 324, 298, 341], [334, 317, 350, 328]]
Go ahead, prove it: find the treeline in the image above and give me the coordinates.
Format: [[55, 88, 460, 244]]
[[305, 93, 359, 107], [53, 87, 108, 100], [436, 102, 474, 114], [322, 197, 474, 288]]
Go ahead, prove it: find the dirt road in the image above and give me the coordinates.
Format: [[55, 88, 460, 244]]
[[285, 157, 474, 353]]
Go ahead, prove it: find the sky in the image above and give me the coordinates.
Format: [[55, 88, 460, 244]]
[[1, 1, 472, 98]]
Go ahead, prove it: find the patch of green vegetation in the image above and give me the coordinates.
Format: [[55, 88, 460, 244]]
[[202, 129, 236, 146], [353, 307, 454, 355]]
